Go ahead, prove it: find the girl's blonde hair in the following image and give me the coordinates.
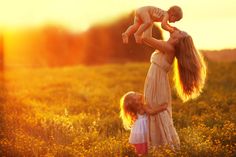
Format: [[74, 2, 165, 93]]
[[174, 35, 206, 102], [119, 91, 139, 130]]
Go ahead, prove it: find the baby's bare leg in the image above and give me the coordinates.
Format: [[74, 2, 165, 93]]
[[122, 17, 140, 44], [134, 12, 152, 43]]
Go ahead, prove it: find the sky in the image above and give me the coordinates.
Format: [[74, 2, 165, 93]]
[[0, 0, 236, 50]]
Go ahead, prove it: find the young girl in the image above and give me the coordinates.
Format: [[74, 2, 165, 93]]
[[120, 91, 168, 155], [122, 5, 183, 44]]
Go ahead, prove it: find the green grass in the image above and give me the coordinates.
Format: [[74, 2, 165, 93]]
[[0, 61, 236, 156]]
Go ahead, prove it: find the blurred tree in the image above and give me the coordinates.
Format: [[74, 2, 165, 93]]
[[0, 34, 5, 139], [3, 13, 163, 68], [0, 34, 4, 70], [82, 13, 163, 64], [40, 25, 84, 67]]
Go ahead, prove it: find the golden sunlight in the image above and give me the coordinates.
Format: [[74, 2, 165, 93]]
[[0, 1, 235, 156], [1, 0, 236, 49], [0, 0, 134, 31]]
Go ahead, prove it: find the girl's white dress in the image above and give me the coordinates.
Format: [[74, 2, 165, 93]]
[[129, 114, 148, 144]]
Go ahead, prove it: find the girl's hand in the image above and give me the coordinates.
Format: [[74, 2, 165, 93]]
[[143, 103, 168, 115], [158, 103, 168, 112]]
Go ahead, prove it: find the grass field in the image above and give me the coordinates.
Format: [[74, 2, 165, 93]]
[[0, 61, 236, 157]]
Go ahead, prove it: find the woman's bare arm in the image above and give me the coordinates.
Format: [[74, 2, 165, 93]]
[[142, 37, 174, 53], [143, 103, 168, 115]]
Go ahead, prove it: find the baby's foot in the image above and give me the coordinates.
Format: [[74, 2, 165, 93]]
[[122, 33, 129, 44], [134, 33, 142, 44]]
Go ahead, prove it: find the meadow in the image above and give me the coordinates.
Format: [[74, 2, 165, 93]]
[[0, 60, 235, 157]]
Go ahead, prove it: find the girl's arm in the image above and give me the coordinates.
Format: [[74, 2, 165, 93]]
[[161, 14, 175, 33], [143, 103, 168, 115]]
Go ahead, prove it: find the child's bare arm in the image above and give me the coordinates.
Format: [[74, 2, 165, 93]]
[[161, 14, 175, 33], [143, 103, 168, 115]]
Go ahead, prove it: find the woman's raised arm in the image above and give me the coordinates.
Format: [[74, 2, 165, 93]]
[[142, 36, 174, 54], [141, 27, 174, 53]]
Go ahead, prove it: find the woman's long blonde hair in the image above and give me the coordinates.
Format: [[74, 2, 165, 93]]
[[119, 92, 139, 130], [174, 35, 206, 102]]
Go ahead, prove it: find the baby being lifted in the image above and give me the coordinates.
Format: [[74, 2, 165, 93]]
[[122, 5, 183, 44]]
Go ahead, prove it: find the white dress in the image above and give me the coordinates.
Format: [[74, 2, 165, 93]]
[[129, 114, 148, 144], [144, 51, 180, 148]]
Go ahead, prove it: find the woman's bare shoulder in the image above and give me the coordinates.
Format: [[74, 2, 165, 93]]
[[160, 41, 175, 54]]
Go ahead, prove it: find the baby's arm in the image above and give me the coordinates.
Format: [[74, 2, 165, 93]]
[[143, 103, 168, 115], [161, 14, 175, 33]]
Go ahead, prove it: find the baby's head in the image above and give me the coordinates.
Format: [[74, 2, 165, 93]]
[[167, 5, 183, 23], [119, 91, 144, 130]]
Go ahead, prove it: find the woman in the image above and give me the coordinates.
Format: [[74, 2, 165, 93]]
[[142, 29, 206, 149]]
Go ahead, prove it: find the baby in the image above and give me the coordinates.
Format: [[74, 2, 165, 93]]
[[122, 5, 183, 44]]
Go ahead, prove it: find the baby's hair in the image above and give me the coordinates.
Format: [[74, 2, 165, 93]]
[[168, 5, 183, 21], [119, 91, 139, 130]]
